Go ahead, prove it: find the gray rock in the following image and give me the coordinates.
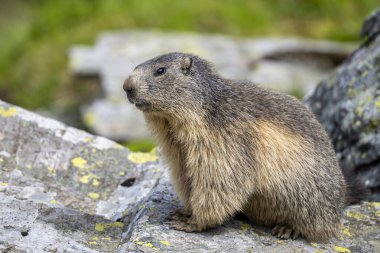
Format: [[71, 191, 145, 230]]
[[0, 99, 163, 252], [0, 194, 123, 253], [69, 31, 354, 141], [361, 8, 380, 42], [121, 176, 380, 253], [305, 7, 380, 201]]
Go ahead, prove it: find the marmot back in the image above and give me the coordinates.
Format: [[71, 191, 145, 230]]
[[123, 52, 357, 242]]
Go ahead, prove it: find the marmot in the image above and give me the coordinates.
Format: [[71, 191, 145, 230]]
[[123, 52, 363, 242]]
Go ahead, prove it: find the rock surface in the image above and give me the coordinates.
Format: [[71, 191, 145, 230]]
[[0, 99, 379, 252], [0, 99, 164, 252], [69, 31, 354, 141], [305, 7, 380, 201], [122, 177, 380, 253]]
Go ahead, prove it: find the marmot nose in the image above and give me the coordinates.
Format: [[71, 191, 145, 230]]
[[125, 87, 135, 100], [123, 77, 136, 100]]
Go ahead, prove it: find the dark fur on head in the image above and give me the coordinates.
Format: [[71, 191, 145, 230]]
[[124, 52, 220, 119]]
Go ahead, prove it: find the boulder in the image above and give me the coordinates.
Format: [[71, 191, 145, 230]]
[[0, 99, 163, 252], [305, 8, 380, 201]]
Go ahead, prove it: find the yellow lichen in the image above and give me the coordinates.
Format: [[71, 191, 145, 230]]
[[88, 241, 97, 245], [92, 178, 100, 186], [342, 227, 352, 237], [102, 237, 111, 241], [0, 182, 8, 187], [79, 173, 100, 185], [333, 246, 351, 253], [375, 101, 380, 108], [95, 223, 105, 232], [372, 202, 380, 208], [92, 236, 99, 241], [310, 243, 318, 247], [112, 222, 124, 228], [0, 107, 18, 117], [47, 167, 56, 176], [356, 106, 363, 116], [50, 199, 58, 204], [88, 192, 99, 199], [375, 211, 380, 217], [95, 222, 124, 233], [80, 175, 91, 184], [346, 211, 366, 220], [160, 241, 170, 246], [71, 157, 88, 169], [240, 222, 250, 232], [84, 137, 93, 143], [127, 148, 158, 164], [145, 243, 154, 248]]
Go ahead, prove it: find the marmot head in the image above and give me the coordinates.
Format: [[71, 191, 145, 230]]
[[123, 52, 216, 118]]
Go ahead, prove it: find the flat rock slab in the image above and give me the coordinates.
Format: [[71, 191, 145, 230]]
[[0, 100, 164, 252], [0, 194, 123, 253], [122, 179, 380, 253]]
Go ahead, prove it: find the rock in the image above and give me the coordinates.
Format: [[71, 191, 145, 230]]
[[361, 8, 380, 42], [0, 99, 379, 252], [0, 194, 123, 253], [69, 31, 354, 141], [305, 7, 380, 201], [121, 176, 380, 253], [0, 99, 164, 252]]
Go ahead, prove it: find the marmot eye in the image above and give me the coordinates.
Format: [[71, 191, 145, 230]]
[[155, 67, 166, 76]]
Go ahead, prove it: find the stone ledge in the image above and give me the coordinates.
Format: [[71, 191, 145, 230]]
[[121, 178, 380, 253]]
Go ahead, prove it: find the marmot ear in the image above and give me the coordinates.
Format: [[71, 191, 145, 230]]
[[180, 56, 193, 75]]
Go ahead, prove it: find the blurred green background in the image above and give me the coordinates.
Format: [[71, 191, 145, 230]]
[[0, 0, 377, 110], [0, 0, 377, 151]]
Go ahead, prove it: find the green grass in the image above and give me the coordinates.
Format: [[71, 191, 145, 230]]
[[0, 0, 377, 111], [122, 139, 157, 153]]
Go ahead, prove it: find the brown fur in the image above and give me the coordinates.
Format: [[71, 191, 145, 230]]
[[123, 52, 348, 242]]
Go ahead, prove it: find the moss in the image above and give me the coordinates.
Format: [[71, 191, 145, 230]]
[[123, 139, 156, 152]]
